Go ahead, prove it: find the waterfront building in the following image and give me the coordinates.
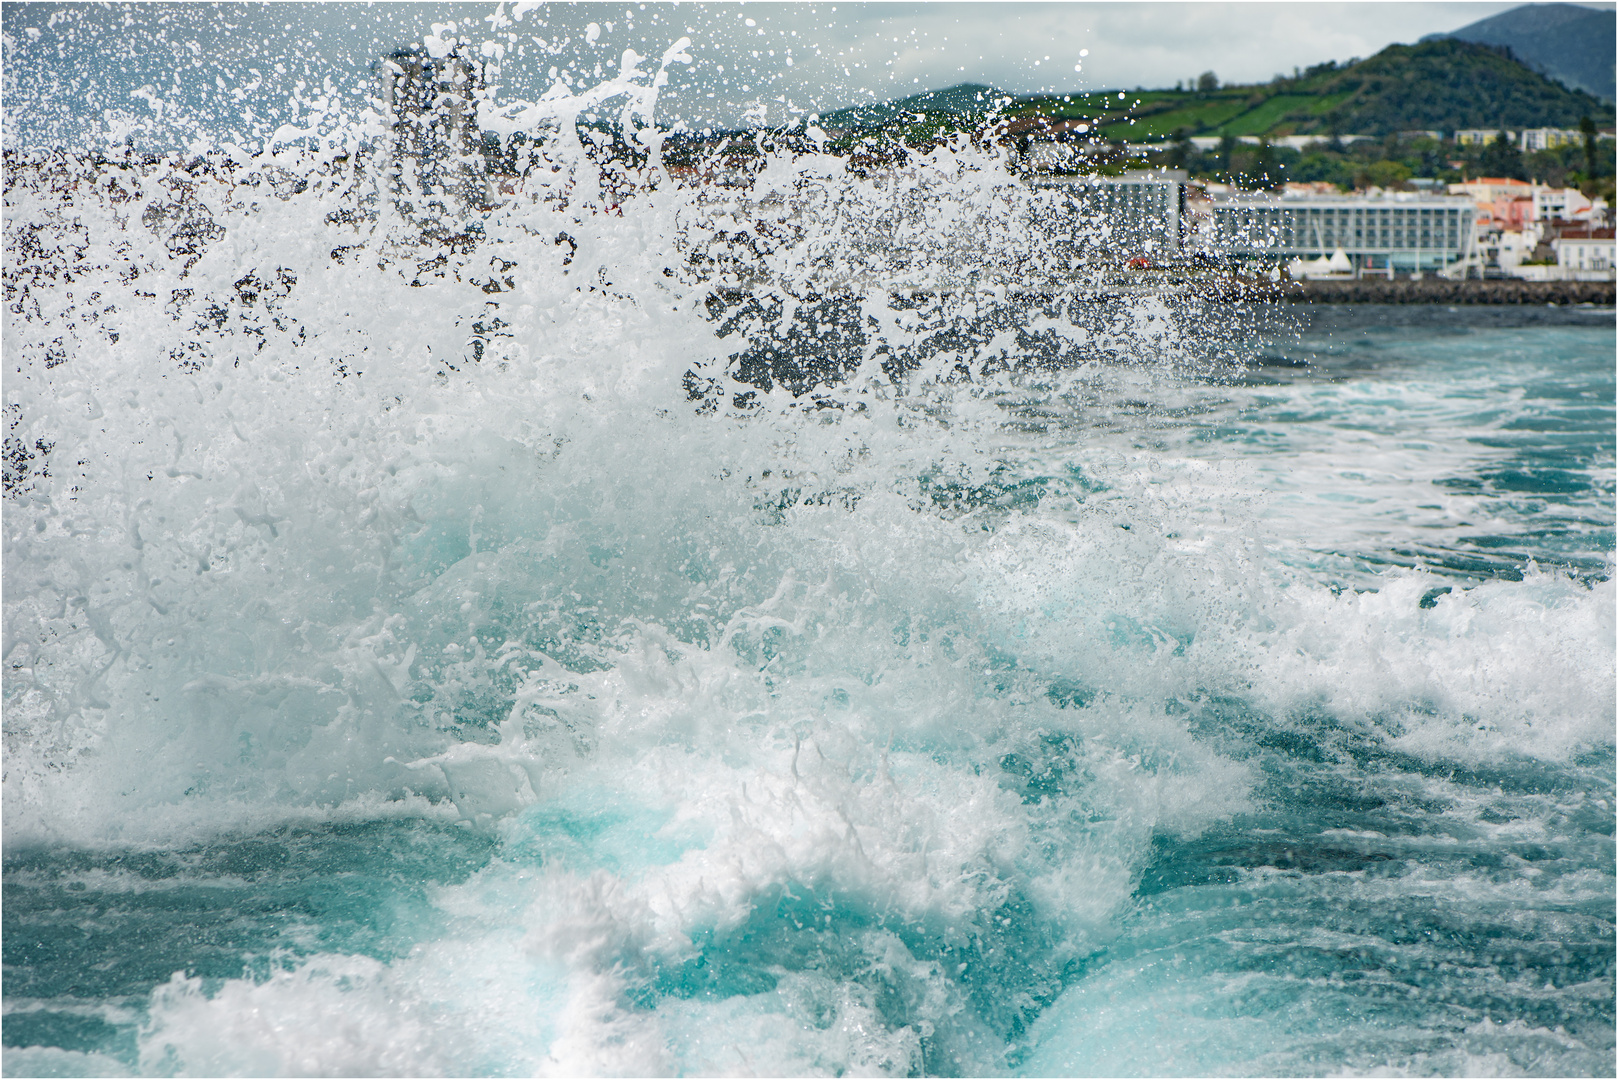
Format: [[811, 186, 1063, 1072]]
[[382, 47, 481, 158], [1031, 170, 1186, 255], [379, 45, 487, 230], [1483, 227, 1539, 273], [1206, 189, 1476, 276], [1552, 228, 1614, 276]]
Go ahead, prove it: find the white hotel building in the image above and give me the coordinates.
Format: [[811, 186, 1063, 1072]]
[[1031, 171, 1185, 254], [1030, 172, 1479, 276], [1202, 190, 1478, 276]]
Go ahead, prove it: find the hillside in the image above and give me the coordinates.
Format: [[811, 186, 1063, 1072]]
[[821, 84, 1005, 130], [1299, 38, 1612, 134], [1422, 2, 1615, 104], [1006, 39, 1613, 141]]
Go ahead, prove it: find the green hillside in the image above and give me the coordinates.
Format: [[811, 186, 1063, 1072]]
[[1305, 39, 1611, 133], [794, 35, 1612, 200], [1425, 2, 1615, 103], [821, 83, 1004, 130], [1007, 39, 1612, 141]]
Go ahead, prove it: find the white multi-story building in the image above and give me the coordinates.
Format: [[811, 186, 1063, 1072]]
[[1532, 186, 1598, 222], [1032, 175, 1482, 274], [379, 45, 487, 229], [1519, 128, 1581, 153], [1205, 189, 1476, 276], [1032, 170, 1185, 254], [1552, 231, 1615, 276], [1456, 129, 1511, 146], [1186, 134, 1374, 152], [1487, 228, 1541, 271], [1449, 177, 1536, 204]]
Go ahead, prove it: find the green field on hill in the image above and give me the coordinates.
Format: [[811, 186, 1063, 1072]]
[[1003, 39, 1611, 142], [793, 36, 1613, 201]]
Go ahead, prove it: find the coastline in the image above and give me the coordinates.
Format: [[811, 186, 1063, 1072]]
[[1284, 278, 1617, 306]]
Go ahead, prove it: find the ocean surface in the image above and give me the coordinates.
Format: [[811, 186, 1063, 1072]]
[[5, 279, 1612, 1076], [2, 43, 1615, 1074]]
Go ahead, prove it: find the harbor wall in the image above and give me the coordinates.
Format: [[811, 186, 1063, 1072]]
[[1287, 279, 1616, 305]]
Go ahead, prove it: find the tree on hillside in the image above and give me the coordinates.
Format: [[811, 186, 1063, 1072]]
[[1581, 116, 1599, 179], [1361, 159, 1412, 190], [1197, 71, 1219, 93], [1480, 132, 1526, 180], [1256, 138, 1280, 189], [1165, 128, 1193, 168]]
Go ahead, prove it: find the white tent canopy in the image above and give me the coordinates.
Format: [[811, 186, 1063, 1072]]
[[1287, 247, 1354, 280]]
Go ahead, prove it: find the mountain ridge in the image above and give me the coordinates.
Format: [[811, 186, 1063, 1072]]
[[819, 83, 1007, 130], [1421, 2, 1615, 103], [816, 40, 1613, 143]]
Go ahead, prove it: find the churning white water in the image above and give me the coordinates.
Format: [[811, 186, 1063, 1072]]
[[3, 11, 1614, 1078]]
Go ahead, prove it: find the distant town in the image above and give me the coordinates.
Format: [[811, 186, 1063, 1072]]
[[796, 27, 1617, 285], [393, 34, 1615, 287], [28, 18, 1611, 294], [1016, 153, 1614, 285]]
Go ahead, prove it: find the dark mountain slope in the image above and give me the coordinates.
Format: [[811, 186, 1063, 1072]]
[[1005, 39, 1611, 142], [821, 83, 1005, 129], [821, 39, 1612, 145], [1423, 2, 1615, 103], [1305, 38, 1612, 134]]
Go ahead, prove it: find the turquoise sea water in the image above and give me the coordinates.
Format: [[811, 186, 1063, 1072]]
[[5, 300, 1612, 1077]]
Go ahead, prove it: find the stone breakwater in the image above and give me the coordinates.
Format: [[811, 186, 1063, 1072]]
[[1288, 279, 1616, 306]]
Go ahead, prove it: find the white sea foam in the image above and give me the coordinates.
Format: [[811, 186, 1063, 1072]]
[[5, 22, 1613, 1078]]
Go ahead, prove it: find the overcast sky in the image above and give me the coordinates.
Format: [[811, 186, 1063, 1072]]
[[3, 1, 1612, 146]]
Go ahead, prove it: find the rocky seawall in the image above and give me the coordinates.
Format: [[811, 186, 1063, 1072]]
[[1288, 279, 1616, 305]]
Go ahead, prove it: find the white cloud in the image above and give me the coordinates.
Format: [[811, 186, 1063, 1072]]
[[5, 1, 1576, 143], [763, 2, 1525, 100]]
